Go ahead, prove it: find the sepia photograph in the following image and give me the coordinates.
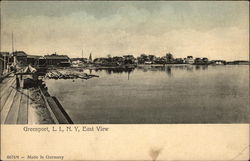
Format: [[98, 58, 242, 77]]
[[1, 1, 249, 161], [0, 1, 249, 124]]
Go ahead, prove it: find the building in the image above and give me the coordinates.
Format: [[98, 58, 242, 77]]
[[193, 57, 210, 65], [44, 53, 71, 67], [0, 52, 11, 75], [71, 57, 88, 63], [27, 55, 42, 66], [194, 58, 203, 64], [71, 59, 88, 67], [211, 60, 226, 65], [144, 61, 153, 65], [202, 58, 209, 63], [184, 56, 194, 64]]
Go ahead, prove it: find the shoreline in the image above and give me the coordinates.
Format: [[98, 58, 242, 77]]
[[46, 63, 250, 71], [70, 63, 250, 69]]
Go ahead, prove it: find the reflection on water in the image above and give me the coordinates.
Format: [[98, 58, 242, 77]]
[[136, 64, 208, 73], [136, 65, 209, 77], [94, 67, 134, 74], [45, 65, 249, 124], [166, 66, 172, 77]]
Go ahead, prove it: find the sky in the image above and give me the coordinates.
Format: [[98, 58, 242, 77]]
[[0, 1, 249, 60]]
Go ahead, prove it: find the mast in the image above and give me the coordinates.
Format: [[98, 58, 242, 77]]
[[12, 32, 14, 52], [12, 32, 17, 65], [82, 49, 83, 60]]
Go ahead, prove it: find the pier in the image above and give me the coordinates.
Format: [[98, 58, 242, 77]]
[[0, 72, 73, 124], [1, 75, 29, 124]]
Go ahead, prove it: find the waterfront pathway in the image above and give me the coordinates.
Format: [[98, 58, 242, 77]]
[[1, 73, 72, 124], [1, 74, 30, 124]]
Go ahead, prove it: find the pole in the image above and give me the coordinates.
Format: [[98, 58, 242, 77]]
[[12, 32, 17, 65], [4, 55, 6, 72], [12, 32, 14, 53], [82, 49, 83, 60]]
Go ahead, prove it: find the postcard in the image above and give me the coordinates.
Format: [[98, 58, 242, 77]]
[[0, 1, 249, 160]]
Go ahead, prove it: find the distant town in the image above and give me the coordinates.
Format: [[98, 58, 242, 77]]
[[1, 50, 249, 75]]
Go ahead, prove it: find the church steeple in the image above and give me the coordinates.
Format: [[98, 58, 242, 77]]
[[89, 53, 92, 61]]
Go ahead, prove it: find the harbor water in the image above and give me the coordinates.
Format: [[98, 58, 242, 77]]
[[45, 65, 249, 123]]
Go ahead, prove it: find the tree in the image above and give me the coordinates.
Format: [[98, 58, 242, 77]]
[[148, 55, 156, 62], [166, 53, 173, 60], [166, 53, 174, 63]]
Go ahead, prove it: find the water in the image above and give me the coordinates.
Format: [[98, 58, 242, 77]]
[[45, 65, 249, 123]]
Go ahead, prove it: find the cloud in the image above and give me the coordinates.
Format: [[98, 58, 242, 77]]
[[1, 1, 249, 60]]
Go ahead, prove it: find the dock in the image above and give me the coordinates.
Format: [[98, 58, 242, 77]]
[[1, 75, 29, 124], [0, 73, 73, 124]]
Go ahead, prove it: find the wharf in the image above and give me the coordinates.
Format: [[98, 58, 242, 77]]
[[0, 73, 73, 124], [1, 74, 30, 124]]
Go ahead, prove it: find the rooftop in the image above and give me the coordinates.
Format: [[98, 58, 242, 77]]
[[44, 54, 69, 60], [0, 52, 10, 57], [12, 51, 27, 57], [27, 55, 42, 59]]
